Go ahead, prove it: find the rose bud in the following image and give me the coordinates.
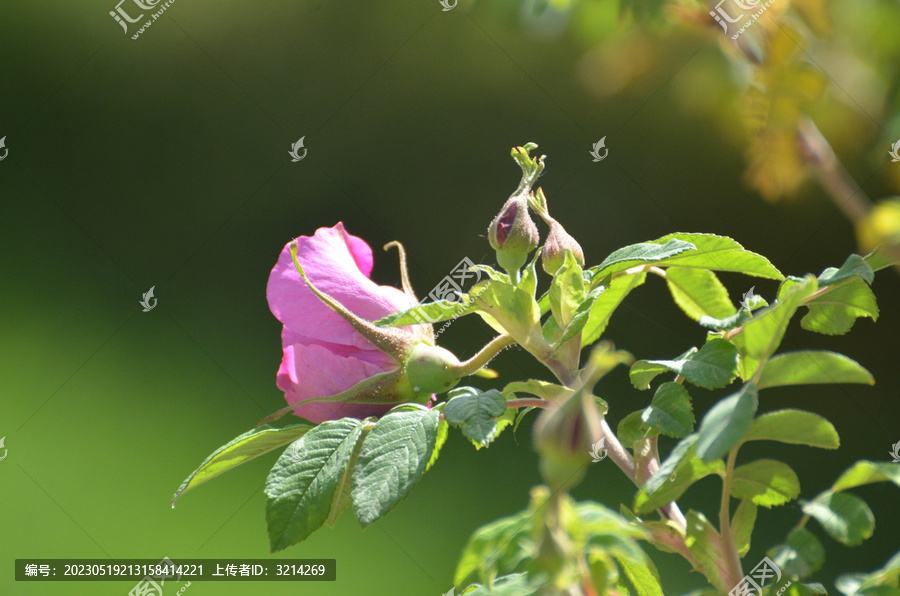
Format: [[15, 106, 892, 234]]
[[488, 195, 540, 277]]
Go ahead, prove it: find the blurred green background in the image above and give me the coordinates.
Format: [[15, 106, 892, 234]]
[[2, 1, 899, 594]]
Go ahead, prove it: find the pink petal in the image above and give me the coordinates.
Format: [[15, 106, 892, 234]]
[[277, 341, 397, 424], [266, 223, 415, 350]]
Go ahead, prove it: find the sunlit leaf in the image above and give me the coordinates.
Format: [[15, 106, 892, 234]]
[[757, 351, 874, 389], [743, 409, 839, 449], [730, 459, 800, 507]]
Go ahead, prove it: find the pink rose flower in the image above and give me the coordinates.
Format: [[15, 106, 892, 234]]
[[266, 223, 427, 423]]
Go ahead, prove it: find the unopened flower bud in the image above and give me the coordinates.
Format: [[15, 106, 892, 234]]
[[541, 219, 585, 275], [488, 196, 540, 275], [533, 388, 603, 491], [404, 343, 462, 402]]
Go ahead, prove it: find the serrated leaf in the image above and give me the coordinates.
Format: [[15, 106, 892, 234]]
[[803, 492, 875, 545], [472, 281, 548, 356], [376, 297, 475, 327], [741, 276, 817, 372], [265, 418, 364, 552], [581, 271, 647, 346], [641, 382, 695, 438], [631, 339, 739, 390], [549, 250, 586, 328], [634, 440, 723, 514], [591, 239, 697, 279], [864, 245, 899, 272], [684, 511, 729, 593], [743, 409, 839, 449], [351, 409, 440, 527], [427, 419, 449, 471], [665, 267, 735, 322], [173, 422, 313, 506], [732, 499, 758, 557], [731, 459, 800, 507], [831, 461, 900, 492], [801, 278, 879, 335], [630, 347, 697, 390], [557, 284, 605, 346], [618, 410, 659, 446], [444, 388, 507, 448], [695, 383, 758, 462], [758, 351, 874, 389], [616, 552, 664, 596], [769, 528, 826, 580], [818, 254, 875, 286], [325, 422, 372, 529], [651, 233, 784, 279]]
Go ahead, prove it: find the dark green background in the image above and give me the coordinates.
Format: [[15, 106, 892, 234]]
[[2, 1, 898, 594]]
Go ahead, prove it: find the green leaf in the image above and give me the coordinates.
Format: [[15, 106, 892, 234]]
[[831, 461, 900, 492], [634, 440, 723, 514], [836, 550, 900, 595], [556, 284, 605, 346], [590, 238, 697, 279], [741, 275, 817, 371], [784, 583, 829, 596], [864, 245, 900, 272], [427, 419, 449, 472], [503, 379, 568, 401], [324, 423, 370, 529], [376, 297, 475, 327], [731, 459, 800, 507], [732, 498, 758, 557], [615, 553, 664, 596], [464, 573, 539, 596], [631, 339, 739, 390], [618, 410, 659, 446], [444, 388, 508, 448], [630, 347, 696, 390], [758, 351, 874, 389], [581, 271, 647, 346], [801, 278, 879, 335], [743, 409, 840, 449], [455, 490, 550, 586], [549, 250, 586, 328], [768, 528, 826, 579], [172, 422, 313, 506], [351, 409, 440, 527], [818, 254, 875, 286], [651, 233, 784, 279], [695, 383, 758, 462], [803, 491, 875, 545], [641, 435, 698, 494], [472, 281, 549, 357], [665, 267, 735, 322], [684, 511, 729, 593], [265, 418, 364, 552], [641, 382, 695, 438]]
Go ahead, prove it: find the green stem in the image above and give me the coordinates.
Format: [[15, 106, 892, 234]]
[[719, 447, 744, 590], [451, 334, 515, 377]]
